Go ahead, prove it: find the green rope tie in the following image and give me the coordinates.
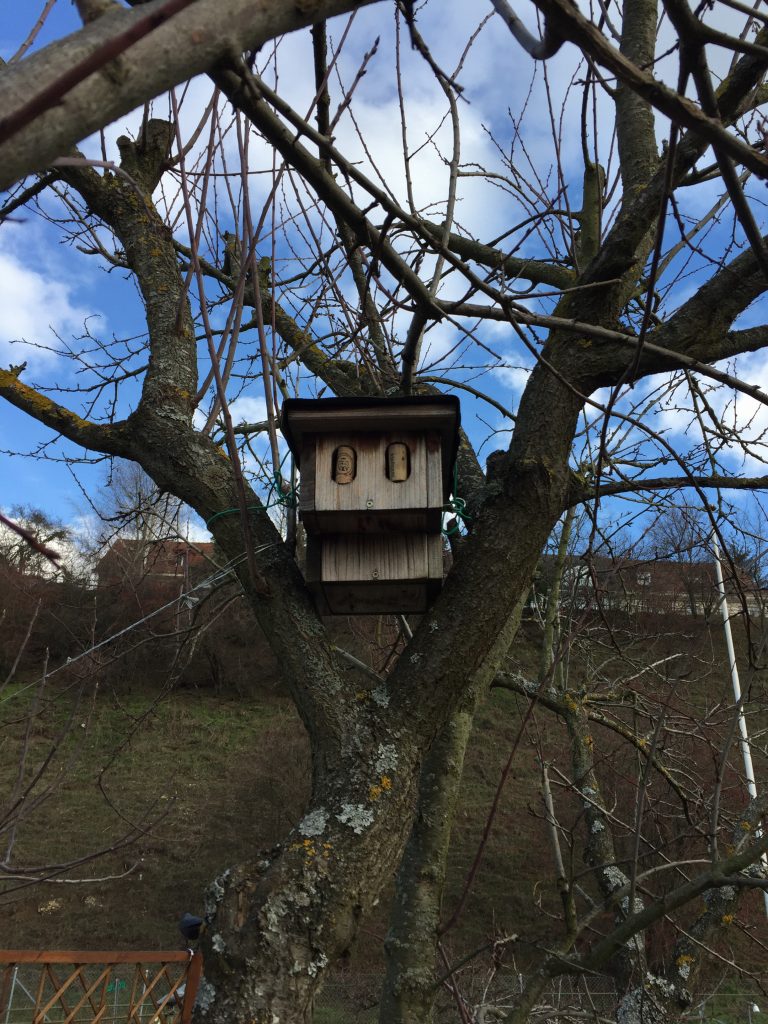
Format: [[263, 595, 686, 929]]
[[206, 472, 299, 530], [442, 464, 471, 537], [270, 470, 299, 509]]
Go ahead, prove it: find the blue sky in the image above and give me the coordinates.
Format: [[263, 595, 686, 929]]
[[1, 1, 767, 552]]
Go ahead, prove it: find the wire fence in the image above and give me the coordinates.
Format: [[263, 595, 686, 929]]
[[313, 974, 768, 1024], [3, 962, 766, 1023], [314, 977, 618, 1024]]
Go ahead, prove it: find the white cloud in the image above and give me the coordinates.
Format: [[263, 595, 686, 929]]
[[229, 396, 268, 425], [0, 249, 93, 369], [495, 364, 531, 394], [184, 516, 213, 543]]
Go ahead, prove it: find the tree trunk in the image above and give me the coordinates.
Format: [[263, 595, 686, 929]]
[[379, 595, 529, 1024], [195, 736, 421, 1023], [378, 702, 474, 1024]]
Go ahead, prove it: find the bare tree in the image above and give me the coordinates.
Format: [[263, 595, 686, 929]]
[[1, 2, 768, 1022], [645, 507, 715, 616], [95, 460, 186, 544]]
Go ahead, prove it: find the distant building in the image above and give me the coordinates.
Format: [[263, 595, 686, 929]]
[[532, 556, 767, 619], [97, 537, 216, 590]]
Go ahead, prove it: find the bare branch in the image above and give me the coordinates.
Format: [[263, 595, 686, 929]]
[[0, 0, 384, 191], [490, 0, 566, 60]]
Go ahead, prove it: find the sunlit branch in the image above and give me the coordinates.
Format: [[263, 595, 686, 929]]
[[665, 0, 768, 279], [8, 0, 57, 61], [440, 301, 768, 407], [422, 220, 575, 290], [0, 0, 384, 191], [417, 376, 516, 421], [578, 474, 768, 502]]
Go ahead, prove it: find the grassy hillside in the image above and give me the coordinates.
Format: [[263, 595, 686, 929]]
[[1, 688, 309, 949], [1, 612, 767, 1015]]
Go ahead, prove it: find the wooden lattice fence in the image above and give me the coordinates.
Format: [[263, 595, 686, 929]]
[[0, 951, 202, 1024]]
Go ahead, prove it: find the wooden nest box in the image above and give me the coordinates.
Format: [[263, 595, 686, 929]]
[[282, 396, 460, 615]]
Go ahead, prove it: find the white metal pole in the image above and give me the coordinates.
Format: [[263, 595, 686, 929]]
[[712, 536, 768, 916]]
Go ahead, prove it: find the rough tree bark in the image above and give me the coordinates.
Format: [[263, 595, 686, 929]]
[[0, 0, 383, 192]]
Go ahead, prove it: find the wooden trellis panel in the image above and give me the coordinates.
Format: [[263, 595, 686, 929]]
[[0, 951, 202, 1024]]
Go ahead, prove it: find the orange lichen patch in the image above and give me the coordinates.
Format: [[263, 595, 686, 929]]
[[290, 838, 318, 859], [369, 776, 393, 801], [721, 914, 734, 925], [676, 954, 695, 967]]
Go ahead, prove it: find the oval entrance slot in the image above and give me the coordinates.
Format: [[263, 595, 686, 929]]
[[386, 442, 410, 482]]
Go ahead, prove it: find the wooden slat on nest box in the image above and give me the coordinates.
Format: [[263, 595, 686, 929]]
[[282, 396, 460, 506], [305, 533, 444, 614]]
